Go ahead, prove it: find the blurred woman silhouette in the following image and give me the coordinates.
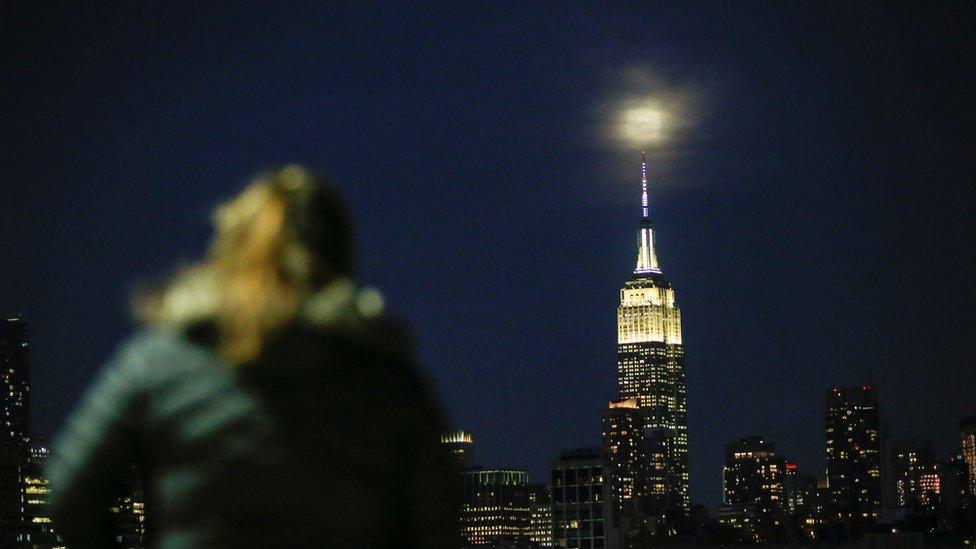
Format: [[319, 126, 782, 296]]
[[47, 166, 458, 548]]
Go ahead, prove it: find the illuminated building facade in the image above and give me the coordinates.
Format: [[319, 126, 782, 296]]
[[602, 398, 641, 527], [20, 435, 63, 549], [527, 483, 553, 548], [550, 447, 617, 549], [784, 463, 825, 539], [609, 152, 689, 528], [962, 417, 976, 501], [720, 436, 787, 541], [458, 468, 530, 546], [825, 386, 883, 522], [889, 439, 939, 511], [915, 472, 940, 509], [443, 430, 476, 469]]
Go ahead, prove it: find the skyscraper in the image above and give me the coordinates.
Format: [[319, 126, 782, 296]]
[[609, 151, 689, 524], [720, 436, 787, 542], [442, 430, 476, 469], [602, 398, 642, 526], [111, 466, 148, 549], [825, 386, 883, 522], [1, 317, 32, 544], [20, 435, 63, 549], [784, 462, 816, 519], [961, 417, 976, 502], [888, 438, 939, 511], [1, 317, 31, 446]]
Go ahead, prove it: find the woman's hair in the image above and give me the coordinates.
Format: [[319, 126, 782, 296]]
[[135, 165, 354, 363]]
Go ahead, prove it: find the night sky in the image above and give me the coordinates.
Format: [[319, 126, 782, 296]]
[[4, 3, 975, 510]]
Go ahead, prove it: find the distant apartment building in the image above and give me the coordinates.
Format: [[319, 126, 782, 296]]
[[20, 435, 62, 548], [784, 462, 817, 519], [1, 317, 31, 446], [825, 386, 883, 522], [888, 439, 940, 512], [940, 453, 970, 513], [719, 436, 787, 542], [962, 417, 976, 501], [602, 398, 641, 529]]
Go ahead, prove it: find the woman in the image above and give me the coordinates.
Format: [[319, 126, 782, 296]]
[[47, 166, 459, 548]]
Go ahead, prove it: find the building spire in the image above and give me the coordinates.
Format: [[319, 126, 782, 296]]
[[635, 149, 661, 274], [641, 149, 649, 219]]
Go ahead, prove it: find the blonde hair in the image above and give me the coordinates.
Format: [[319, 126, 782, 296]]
[[135, 166, 354, 363]]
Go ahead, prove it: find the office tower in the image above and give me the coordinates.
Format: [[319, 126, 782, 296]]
[[113, 466, 148, 549], [825, 386, 883, 522], [20, 435, 62, 549], [611, 151, 689, 526], [1, 317, 32, 544], [962, 417, 976, 500], [442, 430, 476, 469], [889, 439, 940, 511], [784, 462, 816, 518], [1, 317, 31, 446], [526, 483, 553, 548], [550, 448, 617, 549], [458, 468, 530, 546], [719, 436, 787, 542]]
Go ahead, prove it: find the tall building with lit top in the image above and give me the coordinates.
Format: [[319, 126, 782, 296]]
[[442, 430, 475, 469], [442, 430, 533, 547], [825, 385, 882, 522], [610, 152, 689, 524]]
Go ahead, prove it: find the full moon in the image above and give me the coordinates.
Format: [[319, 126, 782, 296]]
[[618, 101, 668, 145]]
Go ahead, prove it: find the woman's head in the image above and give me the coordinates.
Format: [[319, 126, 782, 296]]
[[137, 166, 354, 362]]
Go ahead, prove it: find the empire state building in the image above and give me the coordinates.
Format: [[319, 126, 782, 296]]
[[603, 151, 690, 533]]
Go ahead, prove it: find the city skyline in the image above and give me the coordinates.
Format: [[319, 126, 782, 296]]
[[4, 3, 976, 513]]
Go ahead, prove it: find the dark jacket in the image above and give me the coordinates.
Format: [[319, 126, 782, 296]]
[[47, 284, 459, 548]]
